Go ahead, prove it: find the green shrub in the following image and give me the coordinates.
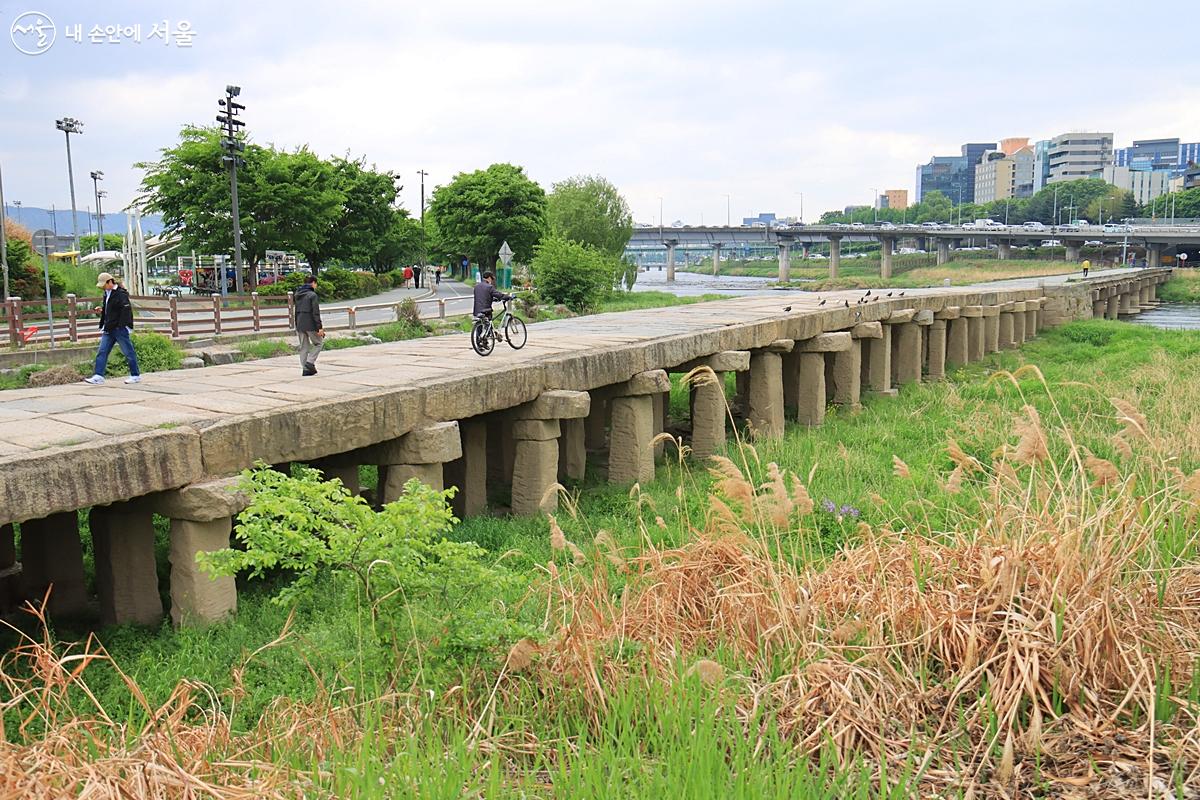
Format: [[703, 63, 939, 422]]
[[530, 235, 617, 312], [107, 331, 183, 375], [375, 320, 427, 342], [386, 268, 408, 288]]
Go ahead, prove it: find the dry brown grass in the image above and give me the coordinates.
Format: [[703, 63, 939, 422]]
[[522, 392, 1200, 797]]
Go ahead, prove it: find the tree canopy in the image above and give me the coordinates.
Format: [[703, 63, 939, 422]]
[[426, 164, 547, 271], [546, 175, 633, 257]]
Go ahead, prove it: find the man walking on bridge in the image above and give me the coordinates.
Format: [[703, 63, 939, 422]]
[[83, 272, 141, 385], [294, 274, 325, 376]]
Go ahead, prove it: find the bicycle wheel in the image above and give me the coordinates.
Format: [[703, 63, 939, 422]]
[[471, 321, 495, 356], [504, 316, 528, 349]]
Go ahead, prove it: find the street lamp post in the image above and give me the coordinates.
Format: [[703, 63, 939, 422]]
[[217, 85, 246, 295], [12, 200, 20, 223], [90, 170, 105, 253], [872, 187, 878, 222], [0, 158, 8, 300], [724, 194, 730, 227], [55, 117, 84, 256], [417, 169, 428, 270]]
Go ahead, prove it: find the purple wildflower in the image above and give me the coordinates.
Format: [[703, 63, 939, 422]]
[[821, 498, 837, 514]]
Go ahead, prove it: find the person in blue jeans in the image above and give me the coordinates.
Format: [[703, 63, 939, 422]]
[[83, 272, 141, 385]]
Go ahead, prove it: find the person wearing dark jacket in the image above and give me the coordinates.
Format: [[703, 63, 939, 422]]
[[83, 272, 141, 385], [473, 271, 513, 320], [294, 274, 325, 376]]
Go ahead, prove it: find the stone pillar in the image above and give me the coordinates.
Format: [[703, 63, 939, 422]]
[[1148, 243, 1162, 269], [447, 418, 488, 518], [139, 478, 249, 628], [936, 239, 951, 265], [889, 310, 923, 386], [609, 371, 670, 484], [983, 306, 1001, 353], [711, 243, 722, 276], [1105, 289, 1120, 320], [1149, 281, 1158, 302], [665, 241, 677, 283], [681, 351, 747, 460], [926, 319, 947, 381], [850, 321, 884, 398], [997, 241, 1012, 260], [90, 503, 164, 627], [0, 523, 18, 613], [1119, 286, 1136, 316], [314, 456, 360, 497], [1065, 242, 1081, 262], [0, 523, 14, 571], [828, 236, 841, 279], [944, 308, 968, 368], [998, 304, 1017, 350], [748, 340, 792, 439], [733, 370, 750, 419], [1011, 301, 1027, 345], [778, 240, 791, 282], [584, 392, 609, 451], [559, 418, 587, 482], [831, 333, 863, 409], [510, 391, 589, 515], [21, 512, 89, 617], [1091, 291, 1106, 319], [369, 422, 463, 503], [792, 333, 851, 426], [1025, 300, 1040, 337], [962, 306, 985, 362], [880, 237, 895, 279], [864, 321, 894, 396]]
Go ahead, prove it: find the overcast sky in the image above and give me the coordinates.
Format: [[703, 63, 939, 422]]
[[2, 0, 1198, 228]]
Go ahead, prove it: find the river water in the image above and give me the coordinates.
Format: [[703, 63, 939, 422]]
[[632, 267, 786, 297], [1131, 304, 1200, 331]]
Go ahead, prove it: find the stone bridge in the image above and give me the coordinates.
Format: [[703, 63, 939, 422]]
[[0, 269, 1171, 628]]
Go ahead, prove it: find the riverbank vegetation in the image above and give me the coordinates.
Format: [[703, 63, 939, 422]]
[[720, 256, 1084, 289], [1159, 269, 1200, 303], [3, 320, 1200, 797]]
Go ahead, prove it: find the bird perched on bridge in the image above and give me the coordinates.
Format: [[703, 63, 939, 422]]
[[818, 298, 826, 306], [899, 291, 905, 296], [886, 291, 893, 297], [783, 306, 792, 312], [864, 289, 872, 297], [844, 300, 850, 308]]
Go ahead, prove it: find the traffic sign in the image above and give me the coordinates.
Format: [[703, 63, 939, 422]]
[[32, 229, 56, 256], [1180, 253, 1189, 261], [498, 241, 514, 266]]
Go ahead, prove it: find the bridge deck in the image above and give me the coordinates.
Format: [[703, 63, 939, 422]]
[[0, 269, 1161, 527]]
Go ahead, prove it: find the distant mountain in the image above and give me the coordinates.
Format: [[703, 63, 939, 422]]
[[3, 205, 165, 239]]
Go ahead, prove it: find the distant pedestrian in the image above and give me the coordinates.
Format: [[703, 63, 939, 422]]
[[83, 272, 141, 385], [435, 267, 442, 287], [1081, 259, 1090, 278], [413, 263, 423, 289], [294, 274, 324, 376]]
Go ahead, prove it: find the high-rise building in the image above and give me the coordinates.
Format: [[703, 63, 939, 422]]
[[1047, 132, 1113, 184], [1102, 166, 1173, 205], [880, 189, 908, 210], [974, 146, 1036, 204], [915, 141, 996, 204], [1032, 139, 1051, 192], [1114, 138, 1200, 173], [999, 137, 1030, 156]]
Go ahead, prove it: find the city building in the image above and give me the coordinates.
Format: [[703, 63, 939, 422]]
[[1046, 131, 1113, 184], [998, 137, 1030, 156], [1113, 138, 1200, 173], [879, 189, 908, 210], [741, 212, 777, 227], [974, 146, 1036, 203], [1102, 166, 1173, 204], [1032, 139, 1051, 192], [915, 142, 996, 204]]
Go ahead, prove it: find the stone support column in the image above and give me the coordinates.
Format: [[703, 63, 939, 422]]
[[998, 304, 1017, 350], [1119, 286, 1136, 315], [1025, 299, 1040, 336], [748, 340, 793, 439], [1105, 289, 1120, 320], [936, 239, 951, 265], [1091, 290, 1106, 319], [313, 455, 360, 497], [889, 309, 924, 387], [828, 236, 841, 279], [90, 503, 164, 627], [446, 418, 488, 518], [792, 333, 852, 427], [1011, 301, 1027, 345], [962, 306, 985, 362], [559, 418, 587, 482], [983, 306, 1002, 353], [864, 320, 895, 396], [926, 319, 947, 382], [880, 236, 895, 279], [609, 370, 671, 484], [944, 307, 969, 369], [584, 393, 609, 451], [680, 351, 748, 460], [21, 512, 89, 617], [365, 422, 463, 503], [510, 391, 589, 515]]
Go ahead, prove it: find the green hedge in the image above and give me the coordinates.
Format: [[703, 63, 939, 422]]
[[107, 331, 184, 376], [256, 268, 389, 301]]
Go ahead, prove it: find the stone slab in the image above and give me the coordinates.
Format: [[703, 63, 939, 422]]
[[796, 332, 852, 353], [365, 421, 462, 465], [514, 390, 590, 421], [612, 369, 671, 397], [675, 350, 750, 373], [139, 477, 250, 522], [934, 306, 961, 320], [850, 322, 883, 339], [512, 419, 562, 441], [883, 309, 916, 324]]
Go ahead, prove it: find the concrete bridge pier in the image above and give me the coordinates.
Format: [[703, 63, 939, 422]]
[[1148, 243, 1162, 269], [936, 239, 951, 266], [828, 236, 842, 279], [1091, 290, 1106, 318], [747, 340, 792, 438], [711, 243, 722, 276], [880, 237, 895, 279], [1065, 242, 1082, 262], [777, 240, 792, 283], [21, 512, 89, 618], [983, 305, 1002, 353], [926, 318, 948, 381], [664, 240, 678, 283], [963, 306, 985, 361], [680, 351, 748, 460], [608, 370, 670, 484]]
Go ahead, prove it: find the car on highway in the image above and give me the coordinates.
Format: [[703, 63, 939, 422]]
[[1084, 240, 1103, 246], [920, 221, 941, 229], [1021, 221, 1047, 231], [1057, 224, 1080, 232], [829, 222, 848, 228], [961, 222, 977, 230], [850, 222, 866, 229], [1103, 223, 1131, 233], [878, 222, 897, 230], [1041, 239, 1062, 247]]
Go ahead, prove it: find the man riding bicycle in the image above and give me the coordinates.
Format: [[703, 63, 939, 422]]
[[473, 271, 514, 322]]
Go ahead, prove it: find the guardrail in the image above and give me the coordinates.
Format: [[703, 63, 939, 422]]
[[2, 291, 475, 348]]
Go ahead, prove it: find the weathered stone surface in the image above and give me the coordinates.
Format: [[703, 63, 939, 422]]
[[892, 322, 922, 386], [985, 312, 1001, 353], [967, 316, 985, 361], [198, 391, 419, 478], [201, 349, 242, 366], [999, 311, 1016, 350], [90, 504, 164, 627], [21, 512, 89, 617], [747, 351, 784, 438], [608, 395, 654, 484], [447, 418, 487, 519], [914, 309, 935, 325], [381, 463, 444, 502], [514, 390, 590, 420], [795, 352, 826, 427], [864, 325, 892, 394], [141, 477, 249, 522], [559, 418, 587, 481], [850, 322, 883, 339], [512, 438, 559, 515], [981, 305, 1001, 317], [946, 317, 970, 368], [613, 369, 671, 397], [319, 463, 360, 497], [0, 428, 203, 527], [675, 350, 750, 373], [169, 517, 237, 627], [960, 305, 984, 318], [180, 357, 205, 369], [934, 306, 961, 320], [512, 419, 561, 441], [884, 309, 916, 324], [365, 421, 462, 465], [796, 332, 852, 353], [423, 363, 544, 422], [690, 373, 727, 459], [584, 393, 608, 450], [762, 338, 795, 353], [926, 320, 947, 381], [830, 341, 862, 407]]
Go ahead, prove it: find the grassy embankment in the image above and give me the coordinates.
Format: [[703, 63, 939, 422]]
[[1158, 269, 1200, 303], [720, 255, 1087, 291], [4, 320, 1200, 797]]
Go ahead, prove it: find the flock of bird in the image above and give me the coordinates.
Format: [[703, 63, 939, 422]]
[[783, 289, 905, 313]]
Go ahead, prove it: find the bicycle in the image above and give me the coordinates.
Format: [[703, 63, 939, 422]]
[[471, 298, 528, 356]]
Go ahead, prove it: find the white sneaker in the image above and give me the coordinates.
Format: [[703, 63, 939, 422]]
[[83, 375, 105, 385], [124, 375, 142, 384]]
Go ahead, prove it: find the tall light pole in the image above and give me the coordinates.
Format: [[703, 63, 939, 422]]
[[55, 117, 84, 256], [871, 187, 878, 222], [724, 194, 730, 227], [90, 170, 105, 252], [12, 200, 21, 223], [417, 169, 428, 269], [217, 85, 246, 294], [0, 158, 8, 300]]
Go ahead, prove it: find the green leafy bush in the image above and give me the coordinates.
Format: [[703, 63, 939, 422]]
[[107, 331, 183, 375], [386, 268, 408, 288], [198, 465, 529, 658], [375, 320, 427, 342], [530, 235, 617, 312]]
